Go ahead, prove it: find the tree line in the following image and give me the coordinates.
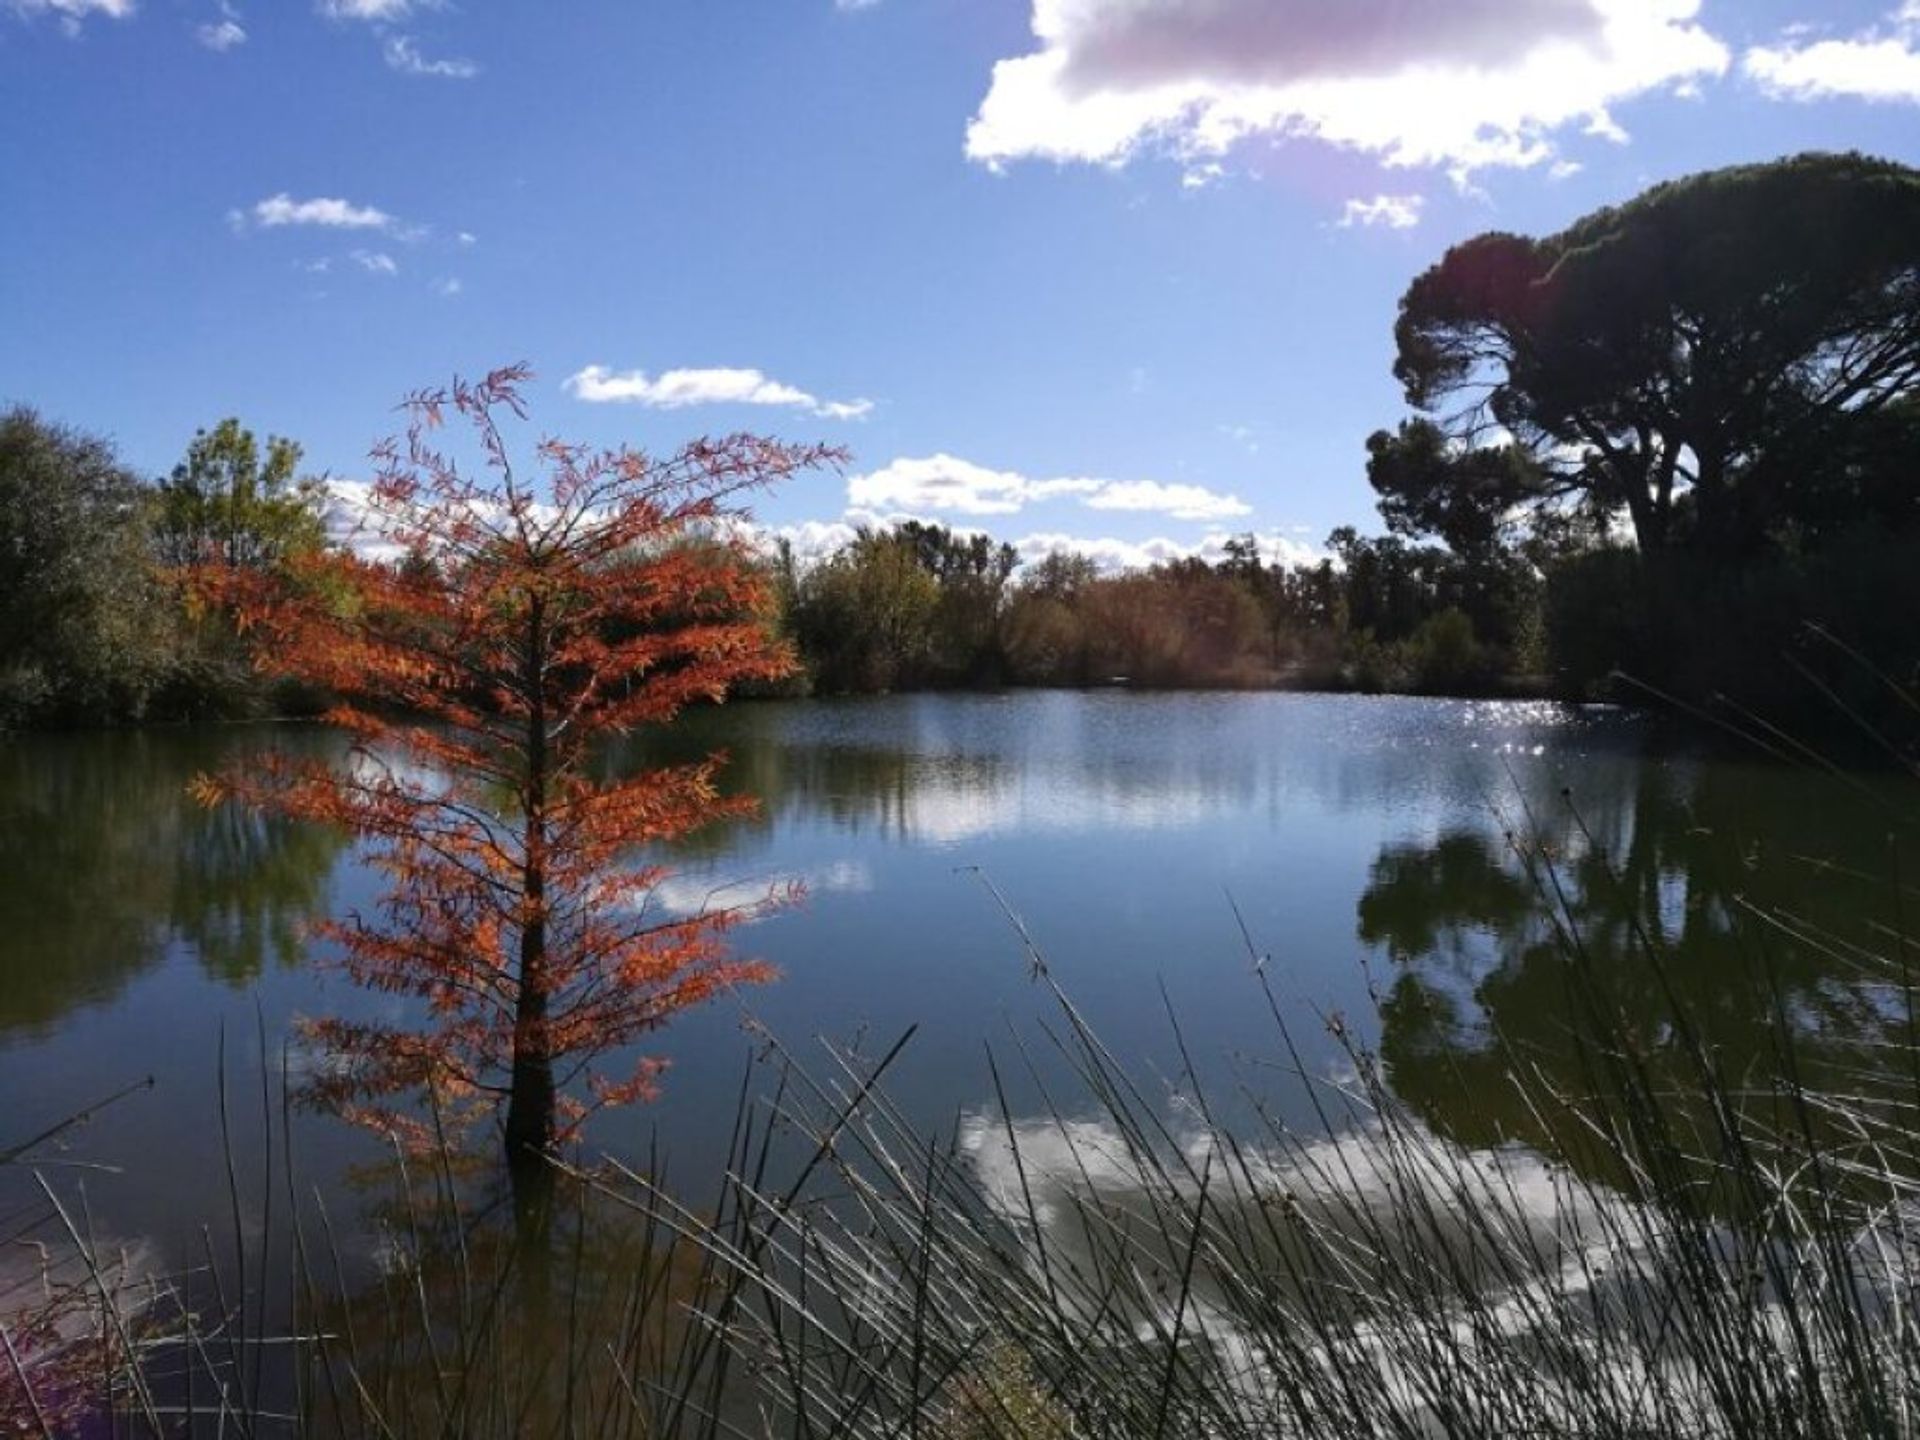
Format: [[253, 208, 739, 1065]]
[[0, 411, 1546, 725], [774, 518, 1539, 696]]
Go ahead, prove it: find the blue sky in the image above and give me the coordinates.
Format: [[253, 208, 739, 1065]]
[[4, 0, 1920, 570]]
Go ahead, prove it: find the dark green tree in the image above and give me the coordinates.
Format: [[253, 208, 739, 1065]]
[[151, 417, 334, 717], [895, 520, 1019, 682], [1385, 152, 1920, 558], [789, 528, 941, 692], [1364, 420, 1552, 559], [0, 409, 162, 724]]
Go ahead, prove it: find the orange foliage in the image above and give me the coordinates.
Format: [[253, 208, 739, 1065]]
[[195, 365, 843, 1163]]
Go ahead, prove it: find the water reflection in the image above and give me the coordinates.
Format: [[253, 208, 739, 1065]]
[[11, 694, 1916, 1296], [0, 729, 347, 1038], [638, 692, 1632, 856], [1359, 755, 1920, 1151], [290, 1161, 727, 1437], [959, 1107, 1628, 1337]]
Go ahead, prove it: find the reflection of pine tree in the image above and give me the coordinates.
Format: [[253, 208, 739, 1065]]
[[1359, 758, 1920, 1159]]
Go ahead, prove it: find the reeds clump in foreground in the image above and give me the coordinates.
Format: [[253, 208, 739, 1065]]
[[9, 819, 1920, 1438]]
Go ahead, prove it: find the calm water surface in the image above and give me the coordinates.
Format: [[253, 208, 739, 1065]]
[[3, 691, 1915, 1285]]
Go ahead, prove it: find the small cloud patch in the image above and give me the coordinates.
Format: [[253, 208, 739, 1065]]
[[1337, 194, 1425, 229], [566, 364, 873, 421]]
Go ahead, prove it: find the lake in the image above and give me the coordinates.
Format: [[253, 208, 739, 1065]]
[[4, 690, 1916, 1298]]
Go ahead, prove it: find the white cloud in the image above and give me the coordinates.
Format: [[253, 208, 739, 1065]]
[[1015, 527, 1323, 573], [195, 18, 245, 49], [1745, 5, 1920, 103], [835, 0, 882, 10], [383, 33, 478, 78], [847, 455, 1248, 522], [1583, 106, 1631, 141], [773, 518, 864, 564], [1083, 478, 1250, 521], [350, 249, 398, 274], [323, 480, 406, 562], [849, 455, 1102, 516], [565, 365, 873, 421], [1337, 193, 1425, 229], [644, 860, 873, 924], [966, 0, 1728, 178], [1014, 530, 1195, 571], [5, 0, 134, 28], [432, 275, 462, 296], [317, 0, 417, 18], [249, 193, 392, 230], [456, 230, 477, 246]]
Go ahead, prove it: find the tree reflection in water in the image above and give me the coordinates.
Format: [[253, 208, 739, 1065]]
[[0, 728, 347, 1037], [1358, 754, 1920, 1156]]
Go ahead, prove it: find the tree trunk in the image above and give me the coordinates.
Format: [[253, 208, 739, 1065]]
[[507, 592, 554, 1230], [504, 976, 555, 1227]]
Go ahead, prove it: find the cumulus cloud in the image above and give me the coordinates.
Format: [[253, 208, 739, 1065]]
[[383, 33, 478, 78], [1013, 530, 1196, 571], [1016, 527, 1323, 573], [849, 455, 1100, 516], [195, 17, 245, 49], [1744, 5, 1920, 103], [350, 249, 398, 274], [1054, 0, 1604, 90], [432, 275, 462, 297], [323, 481, 405, 563], [1083, 479, 1250, 521], [5, 0, 134, 28], [565, 365, 873, 421], [846, 454, 1249, 522], [1338, 193, 1424, 229], [966, 0, 1728, 177], [247, 193, 392, 230], [773, 518, 865, 565]]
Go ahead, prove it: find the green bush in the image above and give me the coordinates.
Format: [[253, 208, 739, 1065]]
[[1402, 607, 1489, 693]]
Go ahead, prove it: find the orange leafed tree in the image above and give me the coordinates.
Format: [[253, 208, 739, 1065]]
[[196, 366, 842, 1192]]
